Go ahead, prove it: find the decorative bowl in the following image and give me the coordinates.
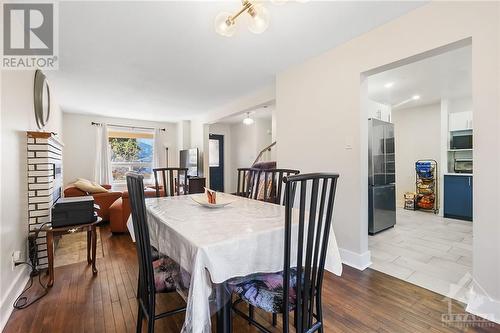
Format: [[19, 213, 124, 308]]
[[190, 193, 235, 208]]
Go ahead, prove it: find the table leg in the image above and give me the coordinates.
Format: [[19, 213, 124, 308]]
[[46, 231, 54, 287], [216, 284, 232, 333], [91, 225, 98, 275], [87, 230, 91, 265]]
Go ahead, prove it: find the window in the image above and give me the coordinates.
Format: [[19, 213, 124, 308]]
[[108, 129, 154, 183], [209, 139, 220, 167]]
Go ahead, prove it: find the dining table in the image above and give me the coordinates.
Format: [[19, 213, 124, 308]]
[[127, 193, 343, 333]]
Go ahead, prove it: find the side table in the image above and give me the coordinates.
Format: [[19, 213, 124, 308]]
[[44, 217, 102, 287]]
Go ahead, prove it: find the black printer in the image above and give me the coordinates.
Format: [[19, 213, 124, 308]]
[[51, 196, 99, 228]]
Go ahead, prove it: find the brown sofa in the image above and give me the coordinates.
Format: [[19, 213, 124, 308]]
[[63, 184, 122, 222], [109, 187, 159, 233]]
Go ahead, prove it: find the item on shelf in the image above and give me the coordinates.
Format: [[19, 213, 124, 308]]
[[417, 182, 434, 194], [415, 159, 439, 214], [451, 133, 473, 150], [454, 158, 473, 173], [417, 194, 435, 209], [416, 161, 434, 179], [404, 192, 416, 210]]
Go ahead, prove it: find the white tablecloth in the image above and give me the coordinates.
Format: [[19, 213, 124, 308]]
[[128, 194, 343, 333]]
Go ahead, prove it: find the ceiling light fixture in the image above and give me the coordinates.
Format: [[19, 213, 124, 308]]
[[384, 82, 394, 88], [393, 94, 422, 108], [215, 0, 270, 37], [243, 112, 255, 125]]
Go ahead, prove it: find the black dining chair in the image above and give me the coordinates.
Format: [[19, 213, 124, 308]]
[[239, 168, 300, 327], [228, 173, 340, 333], [127, 173, 187, 333], [236, 168, 300, 203], [153, 167, 188, 197]]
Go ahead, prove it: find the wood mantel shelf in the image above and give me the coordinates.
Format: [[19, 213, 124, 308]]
[[27, 131, 64, 146]]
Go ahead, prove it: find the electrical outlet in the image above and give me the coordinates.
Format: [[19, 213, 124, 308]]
[[11, 251, 21, 270]]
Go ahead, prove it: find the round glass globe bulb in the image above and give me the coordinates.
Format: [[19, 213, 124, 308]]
[[215, 12, 236, 37], [247, 4, 270, 34]]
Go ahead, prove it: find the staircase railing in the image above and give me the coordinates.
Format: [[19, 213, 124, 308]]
[[252, 141, 276, 166]]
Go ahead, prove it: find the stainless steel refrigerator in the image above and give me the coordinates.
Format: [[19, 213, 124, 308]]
[[368, 118, 396, 235]]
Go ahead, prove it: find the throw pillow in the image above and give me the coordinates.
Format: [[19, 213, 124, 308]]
[[74, 179, 108, 194]]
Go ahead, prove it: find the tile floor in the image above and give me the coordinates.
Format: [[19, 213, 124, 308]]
[[369, 208, 473, 302]]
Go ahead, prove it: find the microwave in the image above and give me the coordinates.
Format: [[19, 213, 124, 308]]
[[454, 159, 473, 174], [451, 134, 472, 150]]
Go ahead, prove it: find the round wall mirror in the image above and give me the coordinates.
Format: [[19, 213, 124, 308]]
[[34, 70, 51, 129]]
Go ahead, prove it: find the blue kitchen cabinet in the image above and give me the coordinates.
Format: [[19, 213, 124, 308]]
[[444, 175, 473, 221]]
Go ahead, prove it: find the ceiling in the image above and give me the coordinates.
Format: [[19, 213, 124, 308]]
[[47, 1, 425, 121], [216, 105, 273, 124], [366, 45, 472, 110]]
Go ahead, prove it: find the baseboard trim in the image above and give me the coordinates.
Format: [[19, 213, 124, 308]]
[[0, 266, 29, 331], [338, 248, 372, 271], [466, 287, 500, 325]]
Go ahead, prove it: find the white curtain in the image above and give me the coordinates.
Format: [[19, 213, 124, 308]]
[[94, 124, 112, 184], [153, 128, 163, 168]]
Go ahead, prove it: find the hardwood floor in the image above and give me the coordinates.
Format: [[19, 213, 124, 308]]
[[4, 224, 499, 333]]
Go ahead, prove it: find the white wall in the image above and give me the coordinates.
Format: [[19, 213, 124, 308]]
[[255, 118, 273, 161], [231, 122, 258, 167], [449, 96, 473, 114], [177, 120, 191, 151], [62, 113, 178, 186], [204, 85, 275, 124], [230, 117, 273, 191], [271, 109, 277, 161], [392, 103, 441, 207], [0, 71, 63, 329], [276, 1, 500, 319]]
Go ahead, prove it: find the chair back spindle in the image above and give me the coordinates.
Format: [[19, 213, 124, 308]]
[[153, 167, 189, 197], [236, 168, 300, 205], [236, 168, 258, 198]]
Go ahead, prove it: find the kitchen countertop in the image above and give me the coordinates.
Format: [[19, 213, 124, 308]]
[[444, 173, 473, 176]]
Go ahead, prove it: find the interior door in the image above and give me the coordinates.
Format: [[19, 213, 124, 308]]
[[209, 134, 224, 192]]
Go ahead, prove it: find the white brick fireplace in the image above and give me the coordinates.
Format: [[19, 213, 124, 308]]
[[27, 132, 63, 268]]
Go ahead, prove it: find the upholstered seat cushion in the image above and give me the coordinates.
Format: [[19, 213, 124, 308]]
[[227, 269, 298, 314], [151, 246, 191, 293], [151, 246, 161, 261], [153, 256, 183, 293]]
